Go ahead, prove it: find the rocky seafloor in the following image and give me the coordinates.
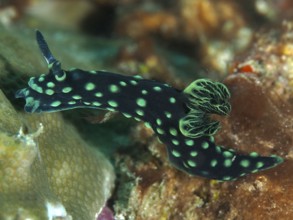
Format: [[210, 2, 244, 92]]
[[1, 0, 293, 219]]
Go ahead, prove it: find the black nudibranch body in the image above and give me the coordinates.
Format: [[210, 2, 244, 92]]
[[16, 31, 283, 181]]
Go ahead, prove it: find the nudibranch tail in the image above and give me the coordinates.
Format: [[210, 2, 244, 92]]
[[15, 31, 284, 181], [163, 134, 283, 181]]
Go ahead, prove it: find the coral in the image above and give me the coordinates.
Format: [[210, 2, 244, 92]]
[[23, 113, 115, 220], [0, 82, 115, 218]]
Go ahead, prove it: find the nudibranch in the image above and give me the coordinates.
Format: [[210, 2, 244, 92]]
[[16, 31, 283, 181]]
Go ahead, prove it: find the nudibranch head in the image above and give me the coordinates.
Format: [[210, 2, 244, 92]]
[[15, 31, 67, 112], [15, 31, 91, 113]]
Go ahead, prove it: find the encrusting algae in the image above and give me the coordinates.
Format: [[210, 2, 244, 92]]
[[0, 90, 115, 219]]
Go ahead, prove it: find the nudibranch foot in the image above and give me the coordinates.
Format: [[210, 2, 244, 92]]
[[15, 31, 284, 181]]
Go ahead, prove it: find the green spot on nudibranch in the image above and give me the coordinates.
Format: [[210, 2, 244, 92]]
[[172, 150, 181, 157], [190, 151, 198, 157], [164, 111, 172, 119], [156, 119, 162, 126], [256, 162, 264, 169], [136, 109, 144, 116], [156, 128, 164, 135], [47, 82, 55, 88], [72, 95, 82, 100], [169, 97, 176, 104], [201, 142, 209, 149], [216, 146, 222, 153], [240, 159, 250, 168], [89, 70, 96, 74], [68, 101, 76, 105], [38, 76, 45, 82], [51, 101, 61, 107], [109, 84, 120, 93], [83, 102, 90, 105], [224, 159, 232, 167], [223, 151, 233, 158], [222, 176, 232, 181], [144, 122, 151, 128], [120, 81, 127, 86], [123, 113, 132, 118], [85, 82, 96, 91], [130, 80, 138, 85], [153, 86, 162, 92], [45, 89, 54, 95], [108, 101, 118, 107], [185, 139, 194, 146], [62, 87, 72, 93], [172, 139, 179, 145], [136, 98, 147, 107], [36, 87, 43, 93], [92, 101, 102, 106], [134, 75, 143, 79], [169, 128, 178, 136], [95, 92, 103, 97], [142, 90, 148, 95], [249, 152, 259, 157], [210, 159, 217, 167], [187, 160, 197, 167]]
